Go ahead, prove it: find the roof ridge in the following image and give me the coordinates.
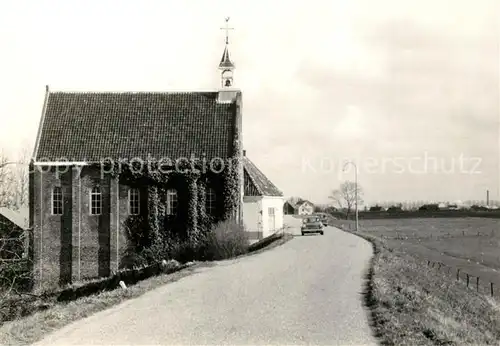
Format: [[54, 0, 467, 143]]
[[48, 89, 241, 94]]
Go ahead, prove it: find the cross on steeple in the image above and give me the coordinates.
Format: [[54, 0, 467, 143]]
[[220, 17, 234, 45], [218, 17, 235, 88]]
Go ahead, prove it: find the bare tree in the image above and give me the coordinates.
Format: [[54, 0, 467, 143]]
[[328, 181, 363, 218], [0, 145, 31, 210], [12, 146, 30, 210], [0, 145, 33, 297], [0, 150, 15, 208], [287, 196, 303, 206], [0, 223, 32, 297]]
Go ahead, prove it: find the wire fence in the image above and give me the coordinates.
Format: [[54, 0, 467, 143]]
[[426, 259, 497, 297], [378, 230, 496, 241], [337, 225, 500, 299]]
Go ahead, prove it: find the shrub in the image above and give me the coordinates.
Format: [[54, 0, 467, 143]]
[[166, 239, 202, 263], [200, 219, 249, 260], [471, 205, 488, 211], [387, 206, 403, 212], [0, 259, 32, 293], [419, 204, 439, 211], [121, 214, 250, 266]]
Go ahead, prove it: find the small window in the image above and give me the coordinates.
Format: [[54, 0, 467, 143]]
[[129, 188, 140, 215], [166, 189, 178, 216], [90, 187, 102, 215], [52, 187, 63, 215], [268, 207, 275, 216], [206, 187, 216, 216]]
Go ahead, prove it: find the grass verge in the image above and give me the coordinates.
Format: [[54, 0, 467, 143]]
[[0, 262, 213, 346], [345, 229, 500, 345], [0, 231, 292, 345], [247, 232, 293, 255]]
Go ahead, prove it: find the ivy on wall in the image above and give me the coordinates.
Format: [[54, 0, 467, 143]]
[[147, 185, 160, 246], [223, 137, 242, 222], [185, 173, 200, 245], [92, 156, 242, 263]]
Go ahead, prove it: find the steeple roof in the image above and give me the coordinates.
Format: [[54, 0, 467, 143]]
[[219, 45, 235, 69]]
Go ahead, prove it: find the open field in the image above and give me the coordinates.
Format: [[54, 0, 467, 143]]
[[331, 217, 500, 295], [331, 217, 500, 344], [356, 233, 500, 345], [318, 215, 500, 344], [330, 209, 500, 220]]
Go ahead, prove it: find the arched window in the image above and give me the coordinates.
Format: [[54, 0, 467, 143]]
[[52, 186, 63, 215], [129, 188, 140, 215], [206, 187, 216, 216], [90, 187, 102, 215], [166, 189, 178, 216]]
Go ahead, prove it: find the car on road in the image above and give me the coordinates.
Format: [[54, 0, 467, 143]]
[[314, 212, 330, 226], [301, 216, 324, 236]]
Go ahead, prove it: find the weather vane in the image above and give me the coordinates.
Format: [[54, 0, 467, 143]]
[[220, 16, 234, 45]]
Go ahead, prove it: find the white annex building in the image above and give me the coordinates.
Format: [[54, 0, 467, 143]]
[[242, 156, 285, 242]]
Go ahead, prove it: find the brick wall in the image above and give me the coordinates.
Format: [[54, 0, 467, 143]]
[[78, 167, 111, 280], [32, 166, 122, 290], [30, 165, 232, 291], [31, 166, 73, 291]]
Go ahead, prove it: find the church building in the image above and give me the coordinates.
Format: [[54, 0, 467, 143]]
[[29, 19, 284, 290]]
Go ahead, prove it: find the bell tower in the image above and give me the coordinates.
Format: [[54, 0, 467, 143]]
[[219, 17, 235, 88]]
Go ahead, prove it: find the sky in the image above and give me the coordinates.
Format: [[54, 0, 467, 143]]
[[0, 0, 499, 206]]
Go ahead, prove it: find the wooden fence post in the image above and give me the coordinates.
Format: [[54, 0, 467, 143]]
[[466, 273, 469, 287], [457, 269, 460, 281], [476, 277, 479, 292], [491, 282, 494, 297]]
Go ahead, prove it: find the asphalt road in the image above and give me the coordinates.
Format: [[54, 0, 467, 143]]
[[35, 225, 377, 345]]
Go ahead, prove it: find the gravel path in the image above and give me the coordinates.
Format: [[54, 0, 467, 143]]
[[35, 226, 377, 345]]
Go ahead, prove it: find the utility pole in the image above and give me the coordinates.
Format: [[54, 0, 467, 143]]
[[343, 161, 359, 232]]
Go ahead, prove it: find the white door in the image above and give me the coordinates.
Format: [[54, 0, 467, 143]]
[[268, 207, 276, 233]]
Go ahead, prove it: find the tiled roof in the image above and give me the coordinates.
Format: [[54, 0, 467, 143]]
[[34, 91, 239, 162], [243, 156, 283, 197], [0, 207, 29, 230]]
